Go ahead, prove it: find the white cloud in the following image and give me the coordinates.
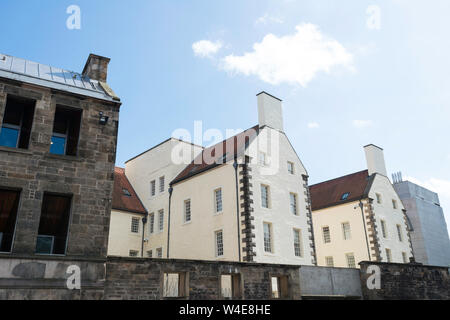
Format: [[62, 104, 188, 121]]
[[307, 122, 320, 129], [192, 40, 223, 58], [352, 120, 373, 128], [221, 23, 353, 87], [255, 14, 284, 25]]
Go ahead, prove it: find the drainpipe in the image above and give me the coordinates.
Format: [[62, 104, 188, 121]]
[[166, 186, 173, 258], [357, 200, 371, 261], [141, 213, 148, 258], [233, 159, 242, 262]]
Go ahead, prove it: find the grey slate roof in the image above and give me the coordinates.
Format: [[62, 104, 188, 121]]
[[0, 53, 117, 102]]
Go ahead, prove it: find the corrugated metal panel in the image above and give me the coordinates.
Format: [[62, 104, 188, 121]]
[[0, 53, 118, 102]]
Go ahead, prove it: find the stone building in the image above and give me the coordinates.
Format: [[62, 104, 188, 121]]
[[0, 52, 121, 298], [310, 145, 413, 268], [393, 178, 450, 267]]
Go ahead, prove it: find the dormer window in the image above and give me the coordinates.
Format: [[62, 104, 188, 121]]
[[341, 192, 350, 201]]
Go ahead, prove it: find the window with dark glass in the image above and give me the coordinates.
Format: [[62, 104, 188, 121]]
[[50, 106, 82, 156], [36, 194, 72, 255], [0, 96, 35, 149], [0, 189, 20, 253], [341, 192, 350, 201]]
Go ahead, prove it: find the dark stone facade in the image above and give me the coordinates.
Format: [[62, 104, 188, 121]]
[[105, 257, 302, 300], [0, 80, 120, 258], [360, 261, 450, 300]]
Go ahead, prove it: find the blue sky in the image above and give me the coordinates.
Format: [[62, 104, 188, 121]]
[[1, 0, 449, 225]]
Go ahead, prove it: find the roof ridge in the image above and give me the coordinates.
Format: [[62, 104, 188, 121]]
[[309, 169, 368, 188]]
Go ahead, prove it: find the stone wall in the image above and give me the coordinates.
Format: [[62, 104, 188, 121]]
[[105, 257, 302, 300], [0, 255, 105, 300], [360, 261, 450, 300], [0, 80, 120, 258]]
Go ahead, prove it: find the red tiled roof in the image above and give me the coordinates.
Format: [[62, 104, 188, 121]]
[[309, 170, 374, 211], [112, 167, 147, 214], [171, 125, 260, 185]]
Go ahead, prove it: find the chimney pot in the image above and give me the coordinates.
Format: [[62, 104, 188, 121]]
[[82, 53, 111, 82]]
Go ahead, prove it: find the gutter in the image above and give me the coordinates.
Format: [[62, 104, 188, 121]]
[[166, 186, 173, 258], [233, 158, 242, 262]]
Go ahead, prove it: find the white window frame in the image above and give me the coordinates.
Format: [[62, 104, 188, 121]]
[[158, 210, 164, 232], [385, 248, 392, 262], [325, 256, 334, 267], [376, 193, 382, 204], [215, 229, 224, 258], [261, 184, 270, 209], [402, 252, 408, 263], [381, 220, 388, 238], [151, 180, 156, 197], [263, 222, 273, 253], [214, 188, 223, 214], [184, 199, 191, 223], [287, 161, 294, 175], [290, 193, 298, 216], [259, 152, 267, 166], [322, 226, 331, 244], [392, 199, 398, 209], [156, 247, 163, 258], [396, 224, 403, 242], [159, 176, 165, 194], [149, 213, 155, 234], [293, 229, 303, 257], [342, 222, 351, 240], [129, 250, 139, 257], [131, 217, 140, 234], [346, 253, 356, 268]]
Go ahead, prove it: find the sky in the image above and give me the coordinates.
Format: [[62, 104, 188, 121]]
[[1, 0, 449, 226]]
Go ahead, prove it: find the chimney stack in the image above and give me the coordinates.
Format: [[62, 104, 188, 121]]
[[257, 92, 284, 132], [364, 144, 388, 176], [82, 54, 111, 82]]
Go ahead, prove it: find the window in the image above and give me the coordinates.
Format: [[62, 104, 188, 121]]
[[325, 256, 334, 267], [261, 185, 270, 209], [263, 223, 273, 253], [129, 250, 139, 257], [342, 222, 351, 240], [385, 248, 392, 262], [36, 194, 72, 255], [381, 220, 388, 238], [151, 180, 156, 197], [156, 247, 163, 258], [158, 210, 164, 231], [215, 188, 223, 213], [341, 192, 350, 201], [376, 193, 382, 204], [159, 176, 165, 193], [221, 274, 242, 300], [0, 189, 20, 253], [346, 253, 356, 268], [271, 276, 289, 299], [293, 229, 303, 257], [392, 199, 398, 209], [287, 162, 294, 174], [149, 213, 154, 234], [402, 252, 408, 263], [50, 106, 82, 156], [290, 193, 298, 215], [215, 230, 224, 257], [0, 96, 35, 149], [322, 226, 331, 244], [163, 272, 188, 298], [184, 200, 191, 223], [147, 250, 153, 258], [396, 224, 403, 242], [122, 188, 131, 197], [259, 152, 267, 166], [131, 217, 140, 233]]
